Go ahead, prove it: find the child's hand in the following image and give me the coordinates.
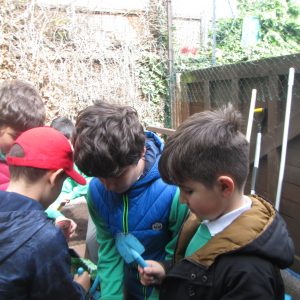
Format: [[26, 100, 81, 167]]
[[55, 216, 77, 240], [74, 271, 91, 293], [57, 199, 70, 211], [138, 260, 166, 286]]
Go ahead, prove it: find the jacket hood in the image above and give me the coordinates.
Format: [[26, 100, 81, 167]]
[[0, 191, 48, 263], [129, 131, 164, 193], [179, 195, 294, 269]]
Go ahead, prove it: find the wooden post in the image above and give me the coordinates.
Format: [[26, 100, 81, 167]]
[[231, 79, 240, 109], [267, 75, 280, 204], [203, 81, 211, 110]]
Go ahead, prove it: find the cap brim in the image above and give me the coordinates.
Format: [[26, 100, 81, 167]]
[[65, 169, 87, 185]]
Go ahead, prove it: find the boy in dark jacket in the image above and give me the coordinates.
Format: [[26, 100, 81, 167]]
[[139, 104, 295, 300], [73, 101, 188, 300], [0, 127, 90, 300]]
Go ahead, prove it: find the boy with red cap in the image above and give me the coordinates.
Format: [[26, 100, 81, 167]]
[[0, 127, 90, 299], [0, 80, 78, 241]]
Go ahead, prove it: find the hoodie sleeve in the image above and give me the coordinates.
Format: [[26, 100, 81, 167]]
[[165, 188, 189, 260], [29, 225, 87, 300], [87, 192, 125, 300]]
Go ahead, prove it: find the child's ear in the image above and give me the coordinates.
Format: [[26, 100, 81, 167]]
[[141, 146, 146, 158], [216, 175, 234, 196], [49, 168, 65, 185]]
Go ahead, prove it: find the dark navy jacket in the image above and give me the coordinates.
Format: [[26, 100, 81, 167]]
[[0, 191, 86, 300]]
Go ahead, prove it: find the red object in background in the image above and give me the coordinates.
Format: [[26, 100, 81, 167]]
[[189, 47, 198, 55], [0, 160, 9, 190], [180, 46, 198, 56], [180, 46, 190, 54]]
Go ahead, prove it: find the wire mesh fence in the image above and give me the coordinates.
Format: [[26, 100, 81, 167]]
[[176, 54, 300, 127], [171, 0, 300, 127]]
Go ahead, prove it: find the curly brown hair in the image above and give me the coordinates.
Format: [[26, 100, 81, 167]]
[[73, 101, 145, 177]]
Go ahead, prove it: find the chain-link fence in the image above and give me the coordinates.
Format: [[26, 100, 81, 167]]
[[171, 0, 300, 125], [176, 54, 299, 127]]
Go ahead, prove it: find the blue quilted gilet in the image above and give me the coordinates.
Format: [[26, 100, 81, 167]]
[[89, 131, 177, 261]]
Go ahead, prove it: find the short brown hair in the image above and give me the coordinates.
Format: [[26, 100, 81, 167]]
[[159, 104, 249, 190], [50, 116, 75, 140], [73, 101, 145, 177], [8, 144, 48, 182], [0, 80, 46, 132]]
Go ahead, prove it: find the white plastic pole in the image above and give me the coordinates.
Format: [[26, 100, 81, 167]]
[[250, 131, 262, 195], [246, 89, 257, 142], [275, 68, 295, 211]]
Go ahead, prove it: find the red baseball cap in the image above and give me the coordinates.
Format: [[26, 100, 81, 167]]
[[6, 126, 86, 185]]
